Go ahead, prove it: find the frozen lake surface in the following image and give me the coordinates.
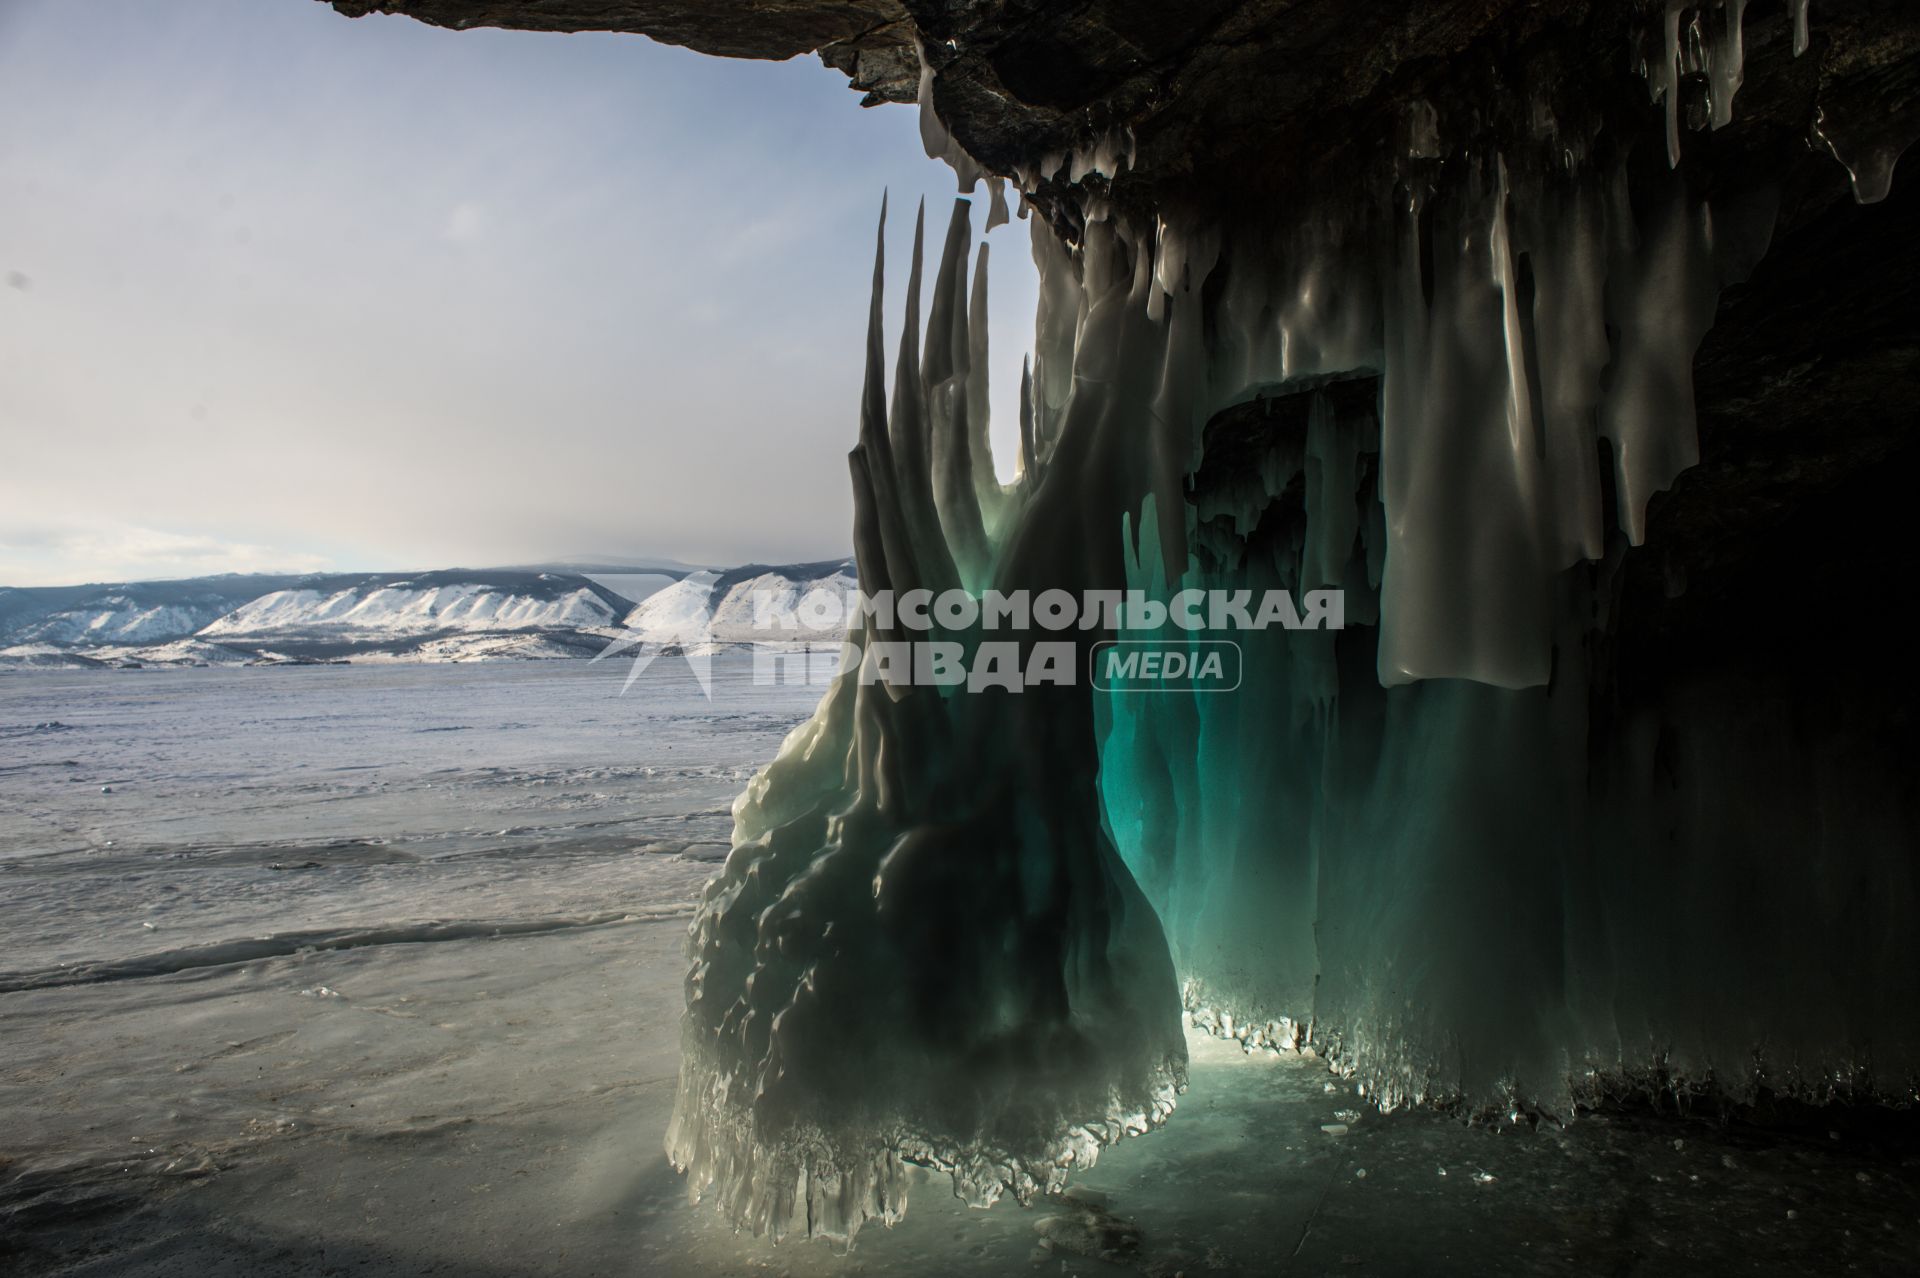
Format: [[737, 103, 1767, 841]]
[[2, 660, 1915, 1275], [0, 659, 808, 980]]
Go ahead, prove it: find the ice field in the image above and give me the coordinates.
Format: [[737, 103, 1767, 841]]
[[0, 660, 1913, 1275]]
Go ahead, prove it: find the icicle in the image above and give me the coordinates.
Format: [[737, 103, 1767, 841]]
[[1146, 220, 1217, 581], [1303, 390, 1360, 592], [1517, 178, 1609, 566], [1812, 106, 1912, 205], [1027, 213, 1082, 461], [1654, 0, 1685, 168], [1707, 0, 1749, 130], [1598, 170, 1772, 545], [1378, 155, 1552, 688], [1093, 128, 1131, 179], [985, 174, 1009, 231], [1148, 218, 1172, 324], [1405, 99, 1442, 160], [915, 40, 981, 191], [1793, 0, 1810, 57]]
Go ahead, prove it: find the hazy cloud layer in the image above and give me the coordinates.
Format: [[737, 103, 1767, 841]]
[[0, 0, 1038, 586]]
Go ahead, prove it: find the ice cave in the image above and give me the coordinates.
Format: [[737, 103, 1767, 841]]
[[329, 0, 1920, 1237], [64, 0, 1905, 1267], [631, 0, 1919, 1240]]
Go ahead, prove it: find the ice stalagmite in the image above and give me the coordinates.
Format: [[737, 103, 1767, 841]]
[[666, 197, 1188, 1241]]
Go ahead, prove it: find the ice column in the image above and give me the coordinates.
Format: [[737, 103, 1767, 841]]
[[666, 198, 1193, 1241]]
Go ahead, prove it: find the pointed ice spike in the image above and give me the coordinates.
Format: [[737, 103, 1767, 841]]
[[860, 192, 889, 458], [924, 197, 971, 390], [887, 199, 961, 597], [854, 193, 927, 604], [889, 200, 928, 482], [1662, 2, 1683, 168], [925, 198, 991, 587], [966, 241, 1004, 531], [1018, 356, 1037, 481]]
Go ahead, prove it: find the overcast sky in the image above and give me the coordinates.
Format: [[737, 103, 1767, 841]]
[[0, 0, 1038, 587]]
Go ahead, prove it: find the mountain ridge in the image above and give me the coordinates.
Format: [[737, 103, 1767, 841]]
[[0, 560, 856, 669]]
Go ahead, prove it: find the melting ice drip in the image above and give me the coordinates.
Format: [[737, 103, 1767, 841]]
[[667, 1, 1918, 1242]]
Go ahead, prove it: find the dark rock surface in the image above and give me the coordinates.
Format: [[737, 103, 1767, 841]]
[[325, 3, 1917, 205], [329, 0, 918, 98]]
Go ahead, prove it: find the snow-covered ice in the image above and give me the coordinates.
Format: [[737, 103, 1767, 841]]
[[0, 660, 1913, 1275]]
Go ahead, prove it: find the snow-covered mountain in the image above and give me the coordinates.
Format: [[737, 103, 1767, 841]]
[[0, 560, 855, 668], [200, 572, 625, 641], [0, 574, 314, 648], [619, 559, 858, 651], [0, 569, 651, 667]]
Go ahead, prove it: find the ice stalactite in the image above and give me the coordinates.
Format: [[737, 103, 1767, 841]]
[[1642, 0, 1760, 164], [1194, 141, 1773, 689], [1104, 413, 1920, 1114], [1637, 0, 1914, 205], [916, 40, 981, 192], [1089, 129, 1916, 1117], [1815, 103, 1914, 206]]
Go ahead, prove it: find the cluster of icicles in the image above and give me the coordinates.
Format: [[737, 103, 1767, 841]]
[[1641, 0, 1908, 203], [659, 0, 1920, 1244]]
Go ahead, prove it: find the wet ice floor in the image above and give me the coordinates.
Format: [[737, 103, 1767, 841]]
[[2, 661, 1916, 1275]]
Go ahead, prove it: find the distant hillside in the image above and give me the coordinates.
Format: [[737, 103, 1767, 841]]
[[199, 570, 632, 640], [0, 569, 645, 667], [0, 574, 317, 647], [620, 559, 858, 650], [0, 560, 855, 669]]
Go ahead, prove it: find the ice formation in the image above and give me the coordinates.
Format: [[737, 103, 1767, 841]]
[[666, 195, 1187, 1241], [669, 0, 1920, 1242]]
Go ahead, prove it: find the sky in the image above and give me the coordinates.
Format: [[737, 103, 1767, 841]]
[[0, 0, 1040, 587]]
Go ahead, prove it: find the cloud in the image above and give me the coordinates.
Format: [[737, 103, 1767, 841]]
[[0, 0, 1040, 587], [0, 522, 333, 587]]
